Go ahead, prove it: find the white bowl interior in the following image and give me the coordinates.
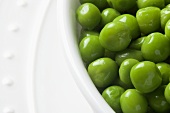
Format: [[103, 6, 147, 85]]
[[57, 0, 115, 113]]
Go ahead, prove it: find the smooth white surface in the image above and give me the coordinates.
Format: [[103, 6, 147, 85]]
[[34, 1, 93, 113], [0, 0, 93, 113]]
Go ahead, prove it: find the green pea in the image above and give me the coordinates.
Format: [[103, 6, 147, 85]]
[[107, 0, 136, 13], [102, 86, 125, 113], [156, 63, 170, 85], [93, 0, 109, 11], [97, 87, 106, 94], [76, 3, 101, 30], [147, 107, 156, 113], [141, 32, 170, 63], [165, 83, 170, 103], [165, 19, 170, 39], [79, 29, 99, 42], [101, 8, 120, 28], [99, 21, 132, 52], [113, 14, 140, 39], [147, 85, 170, 113], [161, 7, 170, 31], [120, 89, 148, 113], [113, 78, 130, 90], [165, 0, 170, 5], [130, 61, 162, 93], [88, 58, 118, 88], [79, 0, 93, 4], [136, 7, 161, 35], [126, 4, 138, 16], [165, 56, 170, 64], [129, 36, 146, 50], [137, 0, 165, 9], [115, 49, 144, 66], [119, 59, 139, 88], [166, 4, 170, 8], [75, 1, 170, 112], [104, 49, 116, 60], [79, 0, 109, 11], [79, 35, 105, 64]]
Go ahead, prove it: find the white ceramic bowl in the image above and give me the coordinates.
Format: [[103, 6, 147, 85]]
[[57, 0, 115, 113]]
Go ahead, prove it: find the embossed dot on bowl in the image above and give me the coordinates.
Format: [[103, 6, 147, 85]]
[[17, 0, 28, 7], [8, 24, 20, 32], [3, 108, 14, 113], [2, 78, 14, 86], [3, 52, 15, 59]]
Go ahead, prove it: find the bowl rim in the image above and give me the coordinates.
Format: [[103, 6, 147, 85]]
[[56, 0, 115, 113]]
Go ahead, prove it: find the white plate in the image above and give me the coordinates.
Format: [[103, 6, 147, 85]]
[[0, 0, 93, 113]]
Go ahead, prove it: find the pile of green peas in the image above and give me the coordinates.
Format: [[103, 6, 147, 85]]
[[76, 0, 170, 113]]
